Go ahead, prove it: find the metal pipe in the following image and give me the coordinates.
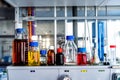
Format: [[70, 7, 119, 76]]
[[85, 6, 87, 47], [65, 6, 67, 43], [72, 6, 78, 46], [54, 6, 57, 53], [31, 7, 35, 35], [28, 7, 32, 43]]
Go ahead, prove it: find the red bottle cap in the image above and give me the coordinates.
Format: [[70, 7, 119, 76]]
[[57, 48, 63, 53], [110, 45, 116, 48]]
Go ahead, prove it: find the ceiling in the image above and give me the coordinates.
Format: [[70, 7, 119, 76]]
[[4, 0, 120, 7]]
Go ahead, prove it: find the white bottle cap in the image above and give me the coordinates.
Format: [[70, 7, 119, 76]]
[[31, 35, 38, 41]]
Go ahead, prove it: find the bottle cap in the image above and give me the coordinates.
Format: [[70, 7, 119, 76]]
[[16, 28, 24, 33], [110, 45, 116, 48], [78, 47, 86, 53], [49, 46, 54, 50], [40, 50, 47, 55], [66, 36, 74, 40], [57, 48, 63, 53], [29, 42, 38, 47]]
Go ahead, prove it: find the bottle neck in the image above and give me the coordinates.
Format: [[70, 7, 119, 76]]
[[15, 33, 26, 39], [65, 40, 77, 50], [30, 46, 39, 51], [15, 31, 26, 39]]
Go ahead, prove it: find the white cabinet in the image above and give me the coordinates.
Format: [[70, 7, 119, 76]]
[[59, 67, 110, 80], [7, 66, 59, 80], [7, 66, 111, 80]]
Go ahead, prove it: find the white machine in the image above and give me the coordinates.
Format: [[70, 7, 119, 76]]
[[110, 66, 120, 80], [7, 66, 114, 80]]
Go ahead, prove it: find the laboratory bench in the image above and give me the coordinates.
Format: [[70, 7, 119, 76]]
[[6, 65, 120, 80]]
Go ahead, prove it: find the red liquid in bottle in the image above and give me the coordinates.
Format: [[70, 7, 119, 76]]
[[82, 54, 87, 65], [77, 48, 87, 65], [77, 54, 87, 65], [12, 39, 28, 66], [77, 54, 82, 65], [47, 46, 55, 65]]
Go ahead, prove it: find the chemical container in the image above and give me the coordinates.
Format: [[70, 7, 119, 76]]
[[28, 42, 40, 66], [56, 48, 64, 65], [110, 45, 116, 65], [64, 35, 77, 65], [77, 48, 87, 65], [47, 46, 55, 65], [12, 28, 28, 66], [40, 50, 47, 65]]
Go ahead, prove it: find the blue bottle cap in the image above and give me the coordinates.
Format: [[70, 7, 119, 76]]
[[66, 35, 74, 40], [78, 47, 86, 53], [16, 28, 24, 33], [40, 50, 47, 55], [29, 42, 38, 47]]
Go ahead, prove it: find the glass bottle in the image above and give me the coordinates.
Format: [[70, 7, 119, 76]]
[[64, 35, 77, 65], [77, 48, 87, 65], [47, 46, 55, 65], [40, 49, 47, 65], [56, 48, 64, 65], [12, 28, 28, 66], [28, 42, 40, 66]]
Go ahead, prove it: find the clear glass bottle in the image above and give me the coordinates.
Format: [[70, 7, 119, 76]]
[[56, 48, 64, 65], [64, 35, 77, 65], [77, 48, 87, 65], [28, 42, 40, 66], [40, 49, 47, 65], [47, 46, 55, 65], [12, 28, 28, 66]]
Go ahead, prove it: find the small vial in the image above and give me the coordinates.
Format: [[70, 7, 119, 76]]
[[40, 50, 47, 65], [56, 48, 64, 65], [47, 46, 55, 65]]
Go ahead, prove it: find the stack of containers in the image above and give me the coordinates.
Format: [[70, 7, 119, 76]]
[[28, 35, 40, 66]]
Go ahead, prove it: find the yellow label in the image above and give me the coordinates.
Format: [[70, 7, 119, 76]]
[[81, 69, 87, 72]]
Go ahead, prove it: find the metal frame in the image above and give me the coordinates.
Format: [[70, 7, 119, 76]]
[[17, 6, 120, 51]]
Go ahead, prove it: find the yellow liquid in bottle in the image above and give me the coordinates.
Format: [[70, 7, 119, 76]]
[[28, 51, 40, 66]]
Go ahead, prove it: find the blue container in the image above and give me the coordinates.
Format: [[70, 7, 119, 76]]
[[92, 22, 104, 62]]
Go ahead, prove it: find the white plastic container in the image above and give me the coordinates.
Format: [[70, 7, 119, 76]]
[[110, 45, 116, 65]]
